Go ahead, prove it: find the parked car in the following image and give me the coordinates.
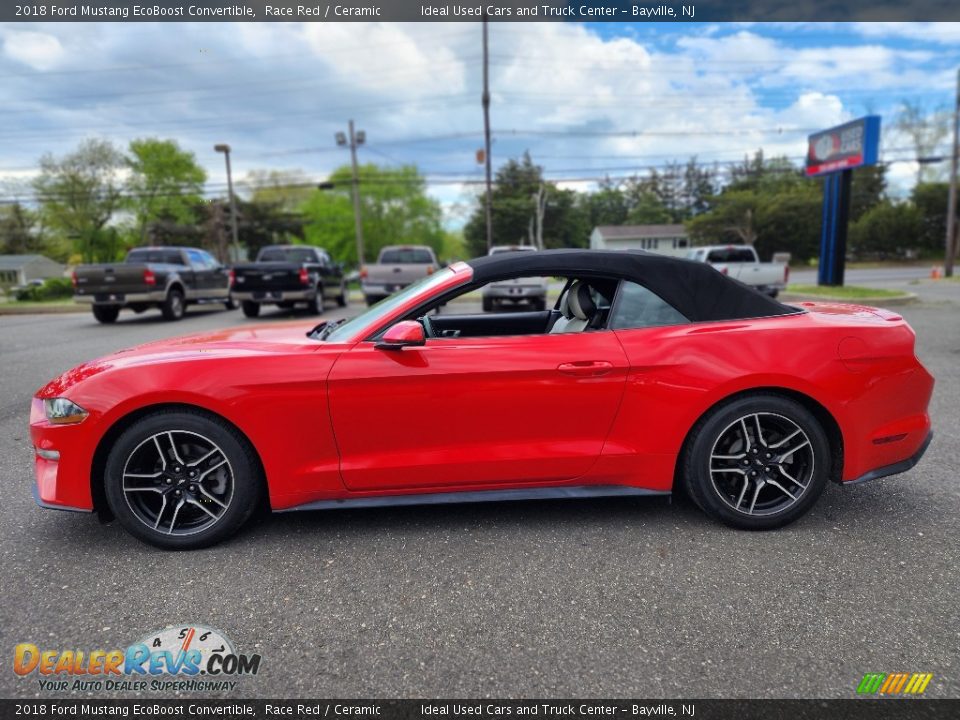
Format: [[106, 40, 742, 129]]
[[686, 245, 789, 297], [481, 245, 548, 312], [32, 249, 932, 549], [231, 245, 346, 318], [73, 246, 234, 324], [361, 245, 439, 305]]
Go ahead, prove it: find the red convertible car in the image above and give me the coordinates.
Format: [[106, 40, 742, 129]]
[[30, 250, 933, 549]]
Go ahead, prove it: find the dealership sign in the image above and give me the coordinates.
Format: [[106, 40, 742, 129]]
[[805, 116, 881, 177]]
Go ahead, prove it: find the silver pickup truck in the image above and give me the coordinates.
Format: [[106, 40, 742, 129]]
[[686, 245, 789, 297], [73, 246, 234, 323], [361, 245, 439, 306]]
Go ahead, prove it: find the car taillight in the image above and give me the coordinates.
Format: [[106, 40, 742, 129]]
[[360, 266, 368, 280], [143, 269, 156, 286], [70, 270, 77, 288], [719, 267, 728, 275], [299, 268, 310, 285], [426, 265, 434, 275], [784, 266, 790, 284], [228, 269, 235, 287]]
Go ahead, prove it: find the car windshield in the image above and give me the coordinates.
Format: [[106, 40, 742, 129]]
[[319, 267, 456, 343], [259, 248, 316, 263], [379, 248, 433, 264]]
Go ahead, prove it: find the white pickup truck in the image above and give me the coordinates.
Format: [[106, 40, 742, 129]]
[[686, 245, 789, 297], [361, 245, 439, 306]]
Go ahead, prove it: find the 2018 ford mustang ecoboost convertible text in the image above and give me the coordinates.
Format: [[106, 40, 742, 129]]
[[30, 250, 934, 549]]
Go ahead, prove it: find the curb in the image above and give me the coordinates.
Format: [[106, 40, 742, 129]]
[[0, 304, 87, 315], [781, 291, 917, 307]]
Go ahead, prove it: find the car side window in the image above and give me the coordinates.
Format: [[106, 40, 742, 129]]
[[609, 281, 689, 330], [198, 250, 220, 269], [186, 249, 206, 268]]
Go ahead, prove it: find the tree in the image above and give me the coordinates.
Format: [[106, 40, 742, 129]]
[[0, 203, 43, 255], [127, 138, 206, 243], [301, 164, 443, 265], [464, 153, 592, 256], [580, 181, 629, 228], [896, 101, 951, 184], [848, 201, 923, 258], [912, 182, 952, 254], [33, 139, 126, 262], [687, 181, 822, 262], [464, 153, 544, 256], [626, 191, 672, 224], [849, 164, 887, 222], [245, 169, 314, 210], [687, 190, 761, 246], [234, 199, 306, 261]]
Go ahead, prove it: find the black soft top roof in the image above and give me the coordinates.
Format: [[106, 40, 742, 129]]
[[466, 249, 797, 322]]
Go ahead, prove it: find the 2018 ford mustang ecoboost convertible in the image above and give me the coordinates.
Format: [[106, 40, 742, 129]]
[[30, 250, 934, 549]]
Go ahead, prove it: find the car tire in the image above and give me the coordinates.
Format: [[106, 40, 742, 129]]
[[682, 393, 830, 530], [337, 283, 348, 307], [224, 294, 237, 310], [241, 301, 260, 318], [92, 306, 120, 324], [160, 288, 185, 321], [103, 409, 264, 550], [308, 286, 324, 315], [482, 297, 494, 312]]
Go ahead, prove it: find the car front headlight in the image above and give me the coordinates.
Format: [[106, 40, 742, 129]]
[[43, 398, 88, 425]]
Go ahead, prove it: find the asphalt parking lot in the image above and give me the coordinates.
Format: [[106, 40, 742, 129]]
[[1, 288, 958, 699]]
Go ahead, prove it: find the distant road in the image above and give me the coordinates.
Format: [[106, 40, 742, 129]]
[[790, 266, 930, 286]]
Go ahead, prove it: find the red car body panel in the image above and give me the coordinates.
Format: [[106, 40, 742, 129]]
[[30, 263, 934, 515]]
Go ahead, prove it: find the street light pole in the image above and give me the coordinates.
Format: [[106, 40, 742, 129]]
[[482, 16, 493, 254], [945, 67, 959, 278], [214, 143, 242, 262], [337, 120, 366, 265]]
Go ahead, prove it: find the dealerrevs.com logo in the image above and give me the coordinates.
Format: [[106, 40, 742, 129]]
[[13, 624, 261, 693]]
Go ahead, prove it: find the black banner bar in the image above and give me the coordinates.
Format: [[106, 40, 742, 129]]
[[3, 0, 960, 23], [1, 700, 959, 720]]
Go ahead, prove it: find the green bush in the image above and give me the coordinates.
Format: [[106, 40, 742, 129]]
[[15, 277, 74, 302]]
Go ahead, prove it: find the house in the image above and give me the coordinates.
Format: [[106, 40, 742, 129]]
[[0, 255, 65, 288], [589, 225, 690, 257]]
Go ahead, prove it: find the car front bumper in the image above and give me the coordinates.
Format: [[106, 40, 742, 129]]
[[29, 399, 97, 512]]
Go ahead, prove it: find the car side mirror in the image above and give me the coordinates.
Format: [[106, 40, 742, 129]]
[[375, 320, 425, 350]]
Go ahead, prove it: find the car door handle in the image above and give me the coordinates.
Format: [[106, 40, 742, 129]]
[[557, 361, 613, 377]]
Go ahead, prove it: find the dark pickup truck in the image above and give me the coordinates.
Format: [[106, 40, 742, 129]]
[[231, 245, 347, 318], [73, 246, 234, 323]]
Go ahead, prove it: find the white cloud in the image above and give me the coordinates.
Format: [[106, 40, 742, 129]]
[[1, 30, 65, 70], [853, 22, 960, 44]]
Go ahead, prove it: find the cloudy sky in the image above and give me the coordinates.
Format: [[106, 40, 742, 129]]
[[0, 21, 957, 225]]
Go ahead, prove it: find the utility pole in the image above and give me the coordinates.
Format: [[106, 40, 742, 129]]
[[482, 16, 493, 253], [337, 120, 366, 265], [213, 144, 242, 262], [945, 68, 959, 277]]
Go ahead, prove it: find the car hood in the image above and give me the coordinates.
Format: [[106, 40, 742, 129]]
[[36, 320, 331, 398]]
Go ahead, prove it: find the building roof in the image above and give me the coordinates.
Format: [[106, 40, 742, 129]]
[[0, 254, 58, 270], [466, 249, 795, 323], [593, 224, 687, 239]]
